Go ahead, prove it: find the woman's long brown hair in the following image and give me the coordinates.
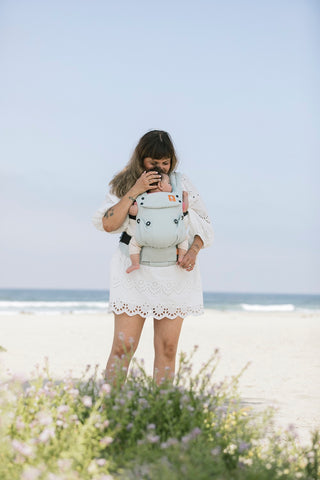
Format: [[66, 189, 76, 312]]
[[109, 130, 178, 198]]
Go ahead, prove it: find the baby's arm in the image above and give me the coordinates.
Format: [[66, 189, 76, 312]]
[[129, 201, 138, 216], [182, 191, 189, 213]]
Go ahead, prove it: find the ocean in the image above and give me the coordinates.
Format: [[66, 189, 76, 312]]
[[0, 289, 319, 315]]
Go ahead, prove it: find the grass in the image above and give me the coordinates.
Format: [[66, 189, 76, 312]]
[[0, 347, 319, 480]]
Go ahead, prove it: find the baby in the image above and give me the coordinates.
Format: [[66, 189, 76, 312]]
[[126, 171, 189, 273]]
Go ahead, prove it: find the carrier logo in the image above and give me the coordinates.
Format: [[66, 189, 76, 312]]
[[168, 195, 176, 202]]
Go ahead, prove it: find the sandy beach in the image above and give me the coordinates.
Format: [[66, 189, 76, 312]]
[[1, 310, 319, 444]]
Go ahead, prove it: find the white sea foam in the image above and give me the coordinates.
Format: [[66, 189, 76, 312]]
[[241, 304, 295, 312], [0, 301, 109, 315]]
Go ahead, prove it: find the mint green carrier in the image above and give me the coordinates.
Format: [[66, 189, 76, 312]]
[[120, 172, 187, 267]]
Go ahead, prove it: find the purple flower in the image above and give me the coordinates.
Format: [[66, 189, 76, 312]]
[[147, 434, 160, 444], [239, 441, 250, 453]]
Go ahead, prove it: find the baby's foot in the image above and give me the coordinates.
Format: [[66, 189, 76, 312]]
[[126, 264, 140, 274]]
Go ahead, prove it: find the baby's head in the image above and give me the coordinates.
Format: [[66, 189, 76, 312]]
[[147, 167, 172, 193], [157, 173, 172, 193]]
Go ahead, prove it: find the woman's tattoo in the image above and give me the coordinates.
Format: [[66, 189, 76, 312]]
[[128, 196, 136, 203], [103, 207, 114, 218]]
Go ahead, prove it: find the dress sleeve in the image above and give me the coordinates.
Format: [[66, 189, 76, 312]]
[[92, 192, 130, 234], [181, 173, 214, 248]]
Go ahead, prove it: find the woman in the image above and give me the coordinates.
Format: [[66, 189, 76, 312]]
[[92, 130, 214, 384]]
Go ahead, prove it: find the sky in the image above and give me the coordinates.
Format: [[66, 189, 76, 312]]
[[0, 0, 319, 294]]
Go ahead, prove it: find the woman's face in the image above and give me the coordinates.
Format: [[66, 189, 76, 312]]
[[143, 157, 171, 174]]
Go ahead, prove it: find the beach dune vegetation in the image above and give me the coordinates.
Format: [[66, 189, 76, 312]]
[[0, 348, 319, 480]]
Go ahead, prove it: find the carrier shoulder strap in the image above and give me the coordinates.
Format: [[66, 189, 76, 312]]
[[169, 171, 183, 192]]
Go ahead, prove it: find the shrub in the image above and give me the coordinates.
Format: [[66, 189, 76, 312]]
[[0, 348, 319, 480]]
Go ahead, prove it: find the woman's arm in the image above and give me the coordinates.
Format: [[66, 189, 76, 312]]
[[177, 235, 203, 269], [102, 171, 161, 232]]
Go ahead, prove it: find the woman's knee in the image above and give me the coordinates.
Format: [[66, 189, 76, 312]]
[[111, 339, 136, 359], [155, 340, 178, 361]]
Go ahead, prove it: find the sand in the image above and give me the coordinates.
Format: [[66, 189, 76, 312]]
[[1, 310, 319, 444]]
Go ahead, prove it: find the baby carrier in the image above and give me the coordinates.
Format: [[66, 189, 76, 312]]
[[120, 172, 187, 266]]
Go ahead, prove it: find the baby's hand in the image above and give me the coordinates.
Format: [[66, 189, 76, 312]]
[[129, 202, 138, 216]]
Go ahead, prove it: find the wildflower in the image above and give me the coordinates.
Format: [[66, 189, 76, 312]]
[[15, 416, 25, 431], [167, 438, 178, 446], [182, 435, 190, 444], [147, 434, 160, 444], [239, 441, 250, 453], [126, 423, 133, 430], [118, 332, 125, 341], [21, 466, 41, 480], [38, 427, 55, 443], [47, 474, 63, 480], [48, 472, 63, 480], [69, 388, 79, 397], [126, 390, 134, 399], [82, 395, 93, 407], [103, 420, 110, 428], [190, 427, 201, 438], [57, 459, 72, 471], [100, 436, 114, 446], [211, 447, 221, 456], [99, 475, 114, 480], [36, 412, 53, 426], [223, 443, 237, 454], [147, 423, 156, 430], [11, 440, 33, 457], [100, 383, 112, 394], [57, 405, 69, 415], [96, 458, 107, 466]]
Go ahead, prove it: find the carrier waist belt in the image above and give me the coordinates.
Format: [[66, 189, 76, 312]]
[[119, 232, 177, 267]]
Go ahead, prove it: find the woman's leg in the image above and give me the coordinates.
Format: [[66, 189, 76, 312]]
[[153, 316, 184, 385], [105, 312, 145, 384]]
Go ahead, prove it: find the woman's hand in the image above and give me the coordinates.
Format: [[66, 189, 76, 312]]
[[102, 171, 161, 233], [178, 235, 204, 271], [131, 171, 162, 197], [178, 248, 198, 271]]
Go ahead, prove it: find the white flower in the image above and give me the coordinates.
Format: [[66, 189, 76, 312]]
[[36, 412, 53, 426], [57, 405, 69, 415], [100, 436, 113, 446], [38, 427, 55, 443], [100, 383, 112, 395], [21, 466, 41, 480], [82, 395, 93, 407], [11, 439, 33, 457]]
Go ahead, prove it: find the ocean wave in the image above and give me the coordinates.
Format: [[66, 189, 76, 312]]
[[0, 300, 109, 315], [0, 301, 108, 308], [241, 304, 295, 312]]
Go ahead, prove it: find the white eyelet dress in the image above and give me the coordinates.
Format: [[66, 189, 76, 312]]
[[92, 173, 214, 320]]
